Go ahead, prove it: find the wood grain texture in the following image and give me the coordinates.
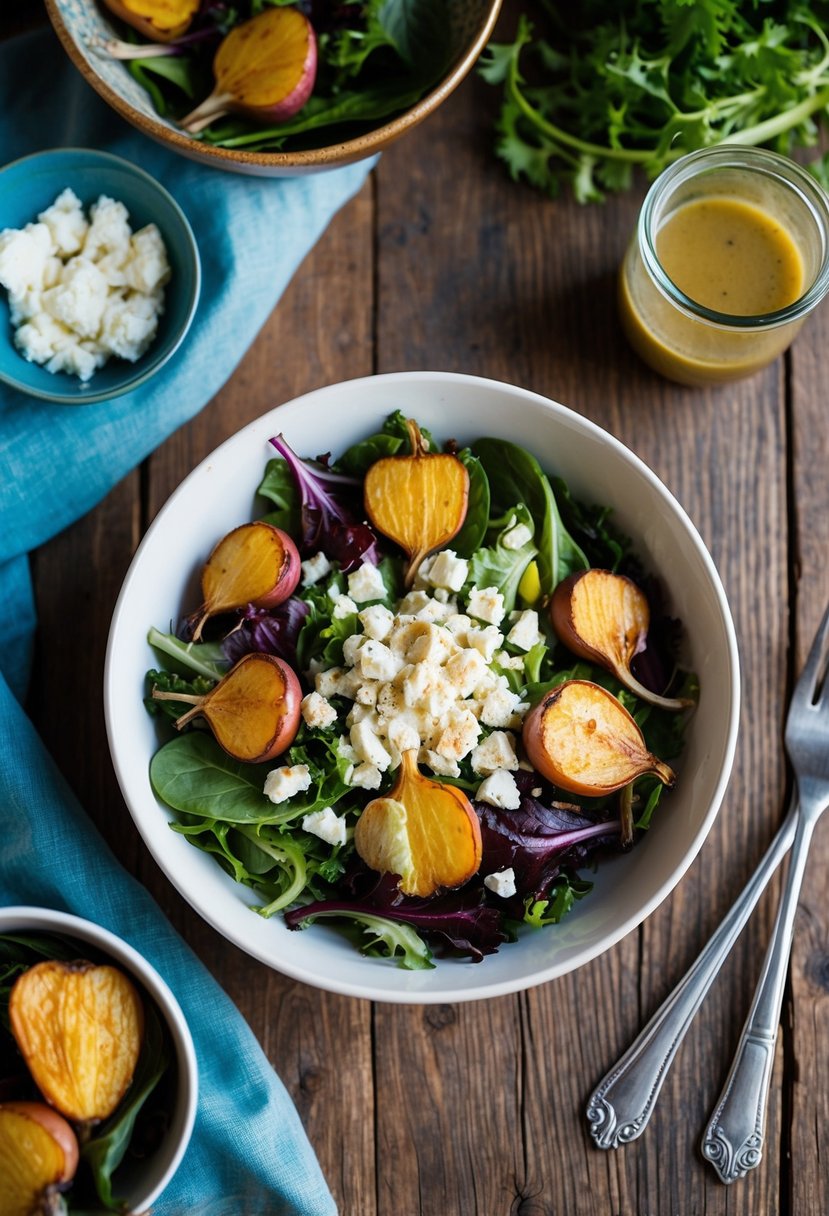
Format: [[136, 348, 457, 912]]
[[787, 295, 829, 1216], [14, 1, 827, 1212]]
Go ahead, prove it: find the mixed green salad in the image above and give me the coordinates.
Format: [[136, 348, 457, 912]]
[[104, 0, 460, 152], [144, 412, 695, 969]]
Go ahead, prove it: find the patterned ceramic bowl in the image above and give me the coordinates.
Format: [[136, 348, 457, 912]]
[[44, 0, 503, 177]]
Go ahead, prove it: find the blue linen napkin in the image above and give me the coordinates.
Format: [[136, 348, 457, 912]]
[[0, 25, 375, 1215]]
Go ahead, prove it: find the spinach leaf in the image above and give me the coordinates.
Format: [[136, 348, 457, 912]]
[[452, 450, 490, 557], [257, 457, 301, 535], [377, 0, 454, 76], [150, 733, 274, 824], [552, 475, 628, 571], [472, 437, 588, 593], [468, 504, 537, 613], [82, 1002, 170, 1208], [336, 432, 404, 477]]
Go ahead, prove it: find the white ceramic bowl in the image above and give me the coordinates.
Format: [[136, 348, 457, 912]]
[[0, 905, 198, 1208], [105, 371, 740, 1003]]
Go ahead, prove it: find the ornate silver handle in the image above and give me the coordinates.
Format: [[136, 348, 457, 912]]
[[701, 810, 816, 1182], [586, 800, 797, 1151]]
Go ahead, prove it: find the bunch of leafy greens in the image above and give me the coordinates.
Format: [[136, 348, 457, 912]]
[[480, 0, 829, 202], [0, 935, 171, 1213], [125, 0, 455, 153], [144, 413, 693, 968]]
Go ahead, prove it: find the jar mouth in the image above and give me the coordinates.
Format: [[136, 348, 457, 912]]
[[638, 145, 829, 331]]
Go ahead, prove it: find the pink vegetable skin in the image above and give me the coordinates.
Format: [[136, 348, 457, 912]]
[[181, 9, 318, 134]]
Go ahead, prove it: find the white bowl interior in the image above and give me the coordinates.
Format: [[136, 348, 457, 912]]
[[105, 372, 740, 1002], [0, 905, 197, 1208]]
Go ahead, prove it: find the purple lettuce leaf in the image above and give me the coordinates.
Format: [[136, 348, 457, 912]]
[[475, 773, 622, 913], [269, 434, 381, 572], [285, 872, 508, 962], [222, 597, 308, 669]]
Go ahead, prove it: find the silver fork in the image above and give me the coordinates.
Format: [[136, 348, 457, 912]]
[[701, 599, 829, 1181], [586, 601, 829, 1176]]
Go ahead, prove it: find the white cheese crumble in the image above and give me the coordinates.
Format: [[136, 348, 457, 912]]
[[300, 691, 338, 730], [301, 806, 347, 848], [476, 769, 521, 810], [301, 551, 332, 586], [263, 764, 312, 804], [0, 188, 170, 383], [310, 583, 526, 787], [347, 561, 386, 603], [484, 868, 518, 898]]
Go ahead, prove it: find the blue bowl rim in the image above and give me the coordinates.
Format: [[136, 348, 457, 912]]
[[0, 146, 201, 405]]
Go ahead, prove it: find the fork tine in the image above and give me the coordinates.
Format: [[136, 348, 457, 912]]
[[790, 598, 829, 711]]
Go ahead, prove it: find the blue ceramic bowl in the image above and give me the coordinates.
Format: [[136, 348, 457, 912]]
[[0, 147, 200, 404]]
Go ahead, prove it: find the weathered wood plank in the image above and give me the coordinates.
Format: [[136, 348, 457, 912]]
[[787, 299, 829, 1216]]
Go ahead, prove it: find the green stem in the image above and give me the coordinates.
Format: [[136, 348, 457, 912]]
[[507, 42, 829, 167], [720, 86, 829, 148]]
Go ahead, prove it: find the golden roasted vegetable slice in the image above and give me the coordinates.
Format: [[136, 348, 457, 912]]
[[363, 419, 469, 586], [152, 651, 302, 762], [187, 521, 301, 642], [522, 679, 676, 796], [551, 569, 693, 711], [181, 8, 318, 133], [102, 0, 199, 42], [355, 750, 482, 897], [9, 962, 144, 1125], [0, 1102, 79, 1216]]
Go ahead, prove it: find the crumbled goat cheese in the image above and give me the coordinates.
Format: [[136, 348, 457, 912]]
[[301, 807, 347, 848], [506, 609, 545, 652], [466, 585, 506, 627], [311, 581, 536, 787], [501, 521, 534, 551], [0, 188, 170, 383], [484, 868, 518, 898], [264, 764, 312, 804], [476, 769, 521, 810], [347, 562, 386, 603], [301, 551, 332, 586], [301, 691, 338, 730]]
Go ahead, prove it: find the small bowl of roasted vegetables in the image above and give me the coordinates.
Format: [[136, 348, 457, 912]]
[[0, 906, 197, 1214], [105, 371, 740, 1003], [43, 0, 503, 175]]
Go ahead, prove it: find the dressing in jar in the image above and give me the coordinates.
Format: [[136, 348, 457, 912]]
[[619, 146, 829, 386]]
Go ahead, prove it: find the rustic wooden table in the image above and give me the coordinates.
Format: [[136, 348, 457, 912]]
[[10, 3, 829, 1213]]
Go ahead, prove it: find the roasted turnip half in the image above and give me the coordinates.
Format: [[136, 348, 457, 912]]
[[9, 961, 144, 1126], [152, 651, 302, 763], [363, 418, 469, 586], [0, 1101, 79, 1216], [181, 8, 318, 133], [102, 0, 200, 42], [522, 679, 676, 797], [187, 520, 301, 641], [355, 750, 482, 897], [551, 569, 694, 711]]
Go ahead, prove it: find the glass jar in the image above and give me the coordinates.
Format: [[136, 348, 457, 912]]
[[619, 146, 829, 386]]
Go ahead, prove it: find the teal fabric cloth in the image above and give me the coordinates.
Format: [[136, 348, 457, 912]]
[[0, 25, 375, 1215]]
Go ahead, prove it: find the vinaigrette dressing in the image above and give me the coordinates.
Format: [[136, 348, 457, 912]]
[[656, 197, 804, 317]]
